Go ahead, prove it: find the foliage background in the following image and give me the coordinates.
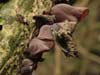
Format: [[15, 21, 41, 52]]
[[0, 0, 100, 75]]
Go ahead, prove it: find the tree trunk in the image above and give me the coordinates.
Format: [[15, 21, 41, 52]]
[[0, 0, 51, 75]]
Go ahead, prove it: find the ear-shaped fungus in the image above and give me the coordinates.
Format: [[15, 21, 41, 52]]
[[24, 25, 55, 60], [20, 59, 33, 75], [48, 4, 89, 23], [33, 15, 55, 29]]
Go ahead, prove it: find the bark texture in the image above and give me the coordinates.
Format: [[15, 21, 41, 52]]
[[0, 0, 52, 75]]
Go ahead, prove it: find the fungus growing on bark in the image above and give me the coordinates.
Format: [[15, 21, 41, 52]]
[[21, 3, 89, 75], [20, 59, 33, 75], [44, 4, 89, 23], [33, 15, 56, 36]]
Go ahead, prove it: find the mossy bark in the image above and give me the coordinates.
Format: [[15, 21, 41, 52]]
[[0, 0, 51, 75]]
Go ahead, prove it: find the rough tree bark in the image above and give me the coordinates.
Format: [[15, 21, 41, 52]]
[[0, 0, 52, 75]]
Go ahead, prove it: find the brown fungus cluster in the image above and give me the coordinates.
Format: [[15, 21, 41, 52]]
[[20, 0, 89, 75]]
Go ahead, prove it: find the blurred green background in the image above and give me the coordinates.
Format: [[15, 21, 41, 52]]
[[0, 0, 100, 75]]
